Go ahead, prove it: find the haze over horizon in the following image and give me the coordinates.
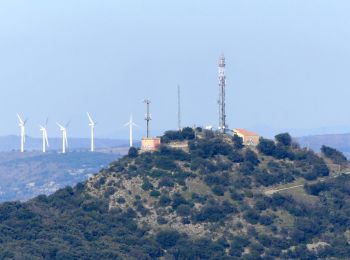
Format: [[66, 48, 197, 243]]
[[1, 1, 350, 138]]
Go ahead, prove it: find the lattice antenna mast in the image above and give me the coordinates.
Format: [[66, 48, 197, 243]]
[[218, 55, 227, 133], [144, 99, 151, 138], [178, 85, 181, 130]]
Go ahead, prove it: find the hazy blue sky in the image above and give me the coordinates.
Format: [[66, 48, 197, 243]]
[[1, 0, 350, 138]]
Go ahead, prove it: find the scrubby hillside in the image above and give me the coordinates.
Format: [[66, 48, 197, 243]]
[[0, 128, 350, 259]]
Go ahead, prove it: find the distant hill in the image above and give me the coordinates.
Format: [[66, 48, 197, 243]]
[[0, 150, 127, 202], [0, 129, 349, 259], [0, 135, 136, 152], [296, 133, 350, 157]]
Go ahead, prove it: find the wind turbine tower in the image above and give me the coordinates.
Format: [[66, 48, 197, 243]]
[[57, 122, 69, 154], [144, 99, 151, 138], [40, 119, 49, 153], [218, 54, 228, 133], [17, 114, 26, 153], [124, 114, 138, 147], [87, 112, 96, 152]]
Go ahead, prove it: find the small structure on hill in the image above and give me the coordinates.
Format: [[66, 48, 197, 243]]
[[141, 137, 161, 152], [168, 141, 189, 152], [140, 99, 161, 152], [233, 128, 260, 146]]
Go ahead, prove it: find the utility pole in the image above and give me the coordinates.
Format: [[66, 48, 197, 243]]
[[144, 99, 151, 138], [178, 85, 181, 131]]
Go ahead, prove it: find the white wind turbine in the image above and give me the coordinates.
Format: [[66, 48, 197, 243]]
[[17, 114, 27, 153], [39, 119, 49, 153], [87, 112, 96, 152], [124, 114, 138, 147], [57, 122, 69, 154]]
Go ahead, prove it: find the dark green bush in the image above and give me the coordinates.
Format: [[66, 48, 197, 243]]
[[321, 145, 347, 165], [232, 134, 244, 149], [176, 205, 191, 216], [159, 195, 171, 206], [158, 177, 175, 188], [212, 185, 225, 196], [142, 180, 154, 191], [156, 230, 181, 248], [128, 147, 138, 158], [275, 133, 292, 147], [150, 190, 161, 197], [257, 138, 276, 156]]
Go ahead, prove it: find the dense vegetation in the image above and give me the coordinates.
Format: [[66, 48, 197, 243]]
[[0, 129, 349, 259], [321, 145, 348, 165]]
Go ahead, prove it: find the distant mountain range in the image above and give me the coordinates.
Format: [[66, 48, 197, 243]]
[[0, 150, 127, 202], [296, 133, 350, 157], [0, 135, 137, 152]]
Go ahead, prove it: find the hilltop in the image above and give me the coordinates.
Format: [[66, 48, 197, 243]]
[[0, 128, 349, 259]]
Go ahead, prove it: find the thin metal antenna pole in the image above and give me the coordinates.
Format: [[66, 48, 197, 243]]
[[218, 55, 227, 133], [144, 99, 151, 138], [178, 85, 181, 131]]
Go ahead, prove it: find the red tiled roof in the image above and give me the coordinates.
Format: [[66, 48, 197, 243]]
[[234, 128, 259, 137]]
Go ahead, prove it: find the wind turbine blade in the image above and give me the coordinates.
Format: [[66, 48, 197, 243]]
[[56, 123, 64, 129], [45, 118, 49, 126], [65, 121, 71, 128], [123, 122, 130, 127], [45, 133, 49, 147], [87, 112, 94, 124], [17, 114, 24, 124]]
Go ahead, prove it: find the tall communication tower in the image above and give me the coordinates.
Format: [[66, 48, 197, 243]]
[[177, 85, 181, 130], [144, 99, 151, 138], [218, 54, 228, 133]]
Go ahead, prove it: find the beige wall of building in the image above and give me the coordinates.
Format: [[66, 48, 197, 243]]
[[233, 129, 260, 146], [141, 137, 161, 151]]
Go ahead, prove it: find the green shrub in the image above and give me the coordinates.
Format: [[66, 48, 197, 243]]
[[142, 180, 154, 191], [117, 197, 126, 204], [275, 133, 292, 147], [156, 230, 181, 248], [176, 205, 191, 216], [159, 195, 171, 206], [321, 145, 347, 165], [244, 149, 260, 166], [158, 177, 175, 188], [257, 138, 276, 156], [232, 134, 244, 149], [212, 185, 225, 196], [150, 190, 161, 197], [128, 147, 138, 158]]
